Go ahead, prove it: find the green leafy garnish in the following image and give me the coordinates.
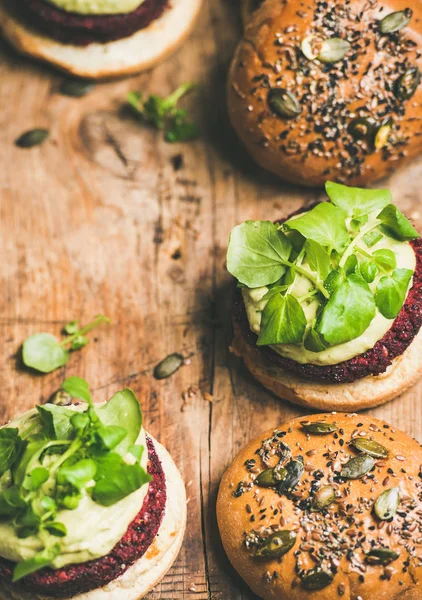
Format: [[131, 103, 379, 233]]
[[257, 294, 307, 345], [127, 83, 200, 143], [377, 204, 419, 241], [0, 379, 150, 581], [376, 268, 413, 318], [284, 202, 349, 251], [325, 181, 391, 217], [22, 315, 110, 374]]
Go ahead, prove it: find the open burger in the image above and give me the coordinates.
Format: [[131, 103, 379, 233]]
[[0, 376, 186, 599], [0, 0, 202, 78], [217, 412, 422, 600], [228, 182, 422, 411]]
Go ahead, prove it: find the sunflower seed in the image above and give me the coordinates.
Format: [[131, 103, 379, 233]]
[[15, 129, 49, 148], [153, 353, 184, 379]]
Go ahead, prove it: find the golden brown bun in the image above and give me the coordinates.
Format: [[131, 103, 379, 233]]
[[229, 0, 422, 187], [217, 413, 422, 600], [0, 0, 202, 79], [231, 321, 422, 411]]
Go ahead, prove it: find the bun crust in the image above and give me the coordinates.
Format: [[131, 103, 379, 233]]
[[0, 0, 202, 78], [228, 0, 422, 187], [0, 435, 187, 600], [217, 413, 422, 600], [231, 322, 422, 411]]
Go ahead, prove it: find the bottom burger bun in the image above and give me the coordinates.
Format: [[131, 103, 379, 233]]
[[217, 413, 422, 600], [0, 435, 187, 600], [232, 323, 422, 412], [0, 0, 202, 79]]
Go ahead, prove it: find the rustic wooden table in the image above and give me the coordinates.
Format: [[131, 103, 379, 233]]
[[0, 1, 422, 598]]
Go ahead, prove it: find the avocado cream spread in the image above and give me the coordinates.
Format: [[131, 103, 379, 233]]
[[0, 380, 151, 579], [44, 0, 145, 15]]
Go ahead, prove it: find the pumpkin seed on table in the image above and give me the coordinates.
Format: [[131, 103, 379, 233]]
[[366, 548, 399, 565], [15, 129, 49, 148], [394, 67, 421, 101], [317, 38, 350, 63], [374, 486, 400, 520], [301, 421, 337, 435], [379, 8, 412, 34], [311, 485, 336, 511], [340, 454, 375, 479], [276, 457, 304, 494], [48, 390, 72, 406], [301, 568, 333, 590], [254, 530, 296, 559], [59, 79, 95, 98], [153, 352, 184, 379], [267, 88, 301, 119], [350, 437, 389, 458], [256, 464, 287, 488]]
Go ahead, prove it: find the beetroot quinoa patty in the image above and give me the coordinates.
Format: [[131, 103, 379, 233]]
[[18, 0, 168, 46], [0, 436, 167, 598], [234, 231, 422, 385]]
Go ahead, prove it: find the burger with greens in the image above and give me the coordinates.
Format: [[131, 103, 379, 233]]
[[0, 377, 186, 599], [228, 182, 422, 411]]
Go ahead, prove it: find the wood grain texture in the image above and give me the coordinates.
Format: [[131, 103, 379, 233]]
[[0, 1, 421, 598]]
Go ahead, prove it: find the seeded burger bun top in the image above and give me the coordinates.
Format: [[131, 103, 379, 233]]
[[0, 0, 202, 78], [229, 0, 422, 187], [217, 413, 422, 600]]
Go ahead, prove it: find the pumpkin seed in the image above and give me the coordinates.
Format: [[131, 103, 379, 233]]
[[348, 117, 377, 141], [301, 421, 337, 435], [15, 129, 49, 148], [374, 118, 392, 150], [374, 486, 400, 520], [301, 568, 333, 590], [317, 38, 350, 63], [301, 35, 323, 60], [276, 457, 304, 494], [312, 485, 336, 511], [153, 353, 184, 379], [255, 530, 297, 558], [48, 390, 72, 406], [59, 79, 95, 98], [267, 88, 301, 119], [366, 548, 399, 565], [340, 455, 374, 479], [394, 67, 421, 101], [351, 437, 389, 458], [379, 9, 412, 34], [255, 464, 287, 487]]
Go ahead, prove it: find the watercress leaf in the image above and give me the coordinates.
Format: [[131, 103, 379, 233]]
[[40, 496, 57, 513], [45, 522, 67, 537], [227, 221, 291, 287], [0, 429, 24, 476], [59, 494, 81, 511], [304, 240, 331, 280], [377, 204, 419, 241], [57, 459, 97, 490], [70, 335, 89, 351], [350, 215, 368, 231], [64, 321, 79, 334], [92, 452, 122, 481], [36, 405, 75, 441], [128, 445, 144, 462], [30, 467, 49, 490], [70, 413, 90, 433], [165, 116, 200, 143], [257, 294, 307, 346], [324, 269, 344, 295], [363, 230, 383, 248], [17, 504, 41, 531], [284, 266, 296, 287], [360, 260, 378, 283], [284, 203, 349, 251], [62, 377, 92, 405], [93, 463, 151, 507], [261, 285, 289, 301], [127, 91, 143, 116], [325, 181, 391, 217], [344, 254, 358, 275], [317, 274, 376, 346], [97, 389, 143, 456], [12, 544, 61, 582], [372, 249, 397, 271], [0, 486, 27, 517], [375, 268, 413, 319], [96, 426, 128, 451], [304, 328, 327, 352], [22, 333, 69, 374]]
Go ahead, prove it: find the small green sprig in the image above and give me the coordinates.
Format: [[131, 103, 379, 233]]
[[0, 378, 150, 581], [227, 182, 419, 350], [127, 83, 200, 143], [22, 315, 110, 374]]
